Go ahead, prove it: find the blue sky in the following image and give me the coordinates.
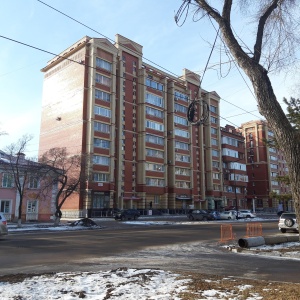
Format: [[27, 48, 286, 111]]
[[0, 0, 295, 156]]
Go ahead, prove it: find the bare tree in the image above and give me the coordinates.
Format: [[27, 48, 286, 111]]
[[175, 0, 300, 237], [40, 147, 87, 226], [2, 135, 43, 227]]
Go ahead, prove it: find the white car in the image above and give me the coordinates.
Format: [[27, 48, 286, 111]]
[[238, 210, 256, 218], [278, 212, 299, 233], [0, 212, 8, 237], [219, 211, 237, 220]]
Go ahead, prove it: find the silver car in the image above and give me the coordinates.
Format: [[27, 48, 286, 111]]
[[278, 213, 299, 233], [0, 212, 8, 237]]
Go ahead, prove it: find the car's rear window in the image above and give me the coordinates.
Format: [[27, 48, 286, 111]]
[[281, 213, 296, 219]]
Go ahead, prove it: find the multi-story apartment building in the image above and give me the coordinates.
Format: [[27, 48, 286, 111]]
[[220, 125, 248, 210], [38, 34, 222, 217], [240, 120, 291, 211]]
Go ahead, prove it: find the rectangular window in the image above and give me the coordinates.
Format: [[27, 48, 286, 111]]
[[29, 177, 39, 189], [174, 129, 189, 138], [222, 148, 238, 158], [145, 120, 164, 132], [210, 116, 218, 124], [27, 200, 37, 213], [146, 177, 165, 186], [175, 153, 190, 162], [0, 200, 11, 213], [95, 73, 111, 86], [146, 134, 164, 145], [212, 150, 219, 157], [175, 181, 190, 188], [175, 167, 191, 176], [93, 173, 109, 182], [213, 173, 220, 179], [94, 121, 110, 133], [210, 105, 217, 113], [94, 138, 110, 149], [212, 161, 220, 168], [175, 141, 189, 150], [146, 106, 164, 118], [174, 116, 188, 126], [211, 127, 218, 135], [222, 137, 239, 147], [174, 103, 188, 113], [211, 138, 218, 146], [146, 148, 164, 159], [213, 184, 220, 191], [95, 89, 111, 102], [93, 155, 110, 165], [146, 93, 164, 108], [174, 91, 189, 102], [96, 58, 112, 71], [2, 173, 13, 188], [146, 78, 164, 91], [92, 192, 110, 209], [94, 106, 111, 118], [145, 163, 165, 172]]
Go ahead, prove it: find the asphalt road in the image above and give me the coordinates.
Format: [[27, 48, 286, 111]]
[[0, 217, 299, 283]]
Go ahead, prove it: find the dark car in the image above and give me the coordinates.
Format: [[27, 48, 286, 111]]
[[115, 209, 140, 221], [187, 209, 214, 221]]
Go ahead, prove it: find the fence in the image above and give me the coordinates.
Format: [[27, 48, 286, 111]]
[[245, 222, 263, 237], [220, 224, 236, 243]]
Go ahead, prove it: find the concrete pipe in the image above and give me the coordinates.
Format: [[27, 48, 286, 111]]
[[264, 235, 299, 245], [238, 236, 265, 248]]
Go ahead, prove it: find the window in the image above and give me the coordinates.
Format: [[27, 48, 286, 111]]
[[94, 121, 110, 133], [175, 153, 190, 162], [95, 73, 111, 86], [94, 138, 110, 149], [213, 184, 220, 191], [146, 78, 164, 91], [229, 162, 246, 171], [210, 105, 217, 113], [210, 116, 218, 124], [222, 137, 239, 147], [174, 103, 188, 113], [222, 148, 238, 158], [27, 200, 37, 213], [270, 163, 278, 169], [174, 116, 188, 126], [145, 163, 165, 172], [212, 161, 220, 168], [146, 134, 164, 145], [93, 173, 109, 182], [146, 177, 165, 186], [96, 58, 112, 71], [2, 173, 13, 188], [146, 106, 164, 118], [93, 155, 110, 165], [211, 127, 218, 135], [146, 93, 164, 108], [92, 192, 110, 209], [146, 148, 164, 159], [213, 173, 220, 179], [175, 167, 191, 176], [145, 120, 164, 131], [269, 155, 277, 161], [0, 200, 11, 213], [211, 138, 218, 146], [95, 106, 111, 118], [175, 129, 189, 138], [175, 141, 189, 150], [29, 177, 39, 189], [175, 181, 190, 188], [95, 89, 111, 102], [174, 91, 189, 102], [212, 150, 219, 157]]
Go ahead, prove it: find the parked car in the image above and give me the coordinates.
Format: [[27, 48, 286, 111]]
[[0, 212, 8, 237], [278, 212, 299, 233], [219, 211, 237, 220], [238, 210, 256, 218], [209, 210, 221, 220], [187, 209, 214, 221], [114, 209, 140, 221]]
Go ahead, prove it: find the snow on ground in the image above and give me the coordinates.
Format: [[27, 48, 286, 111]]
[[2, 215, 299, 299]]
